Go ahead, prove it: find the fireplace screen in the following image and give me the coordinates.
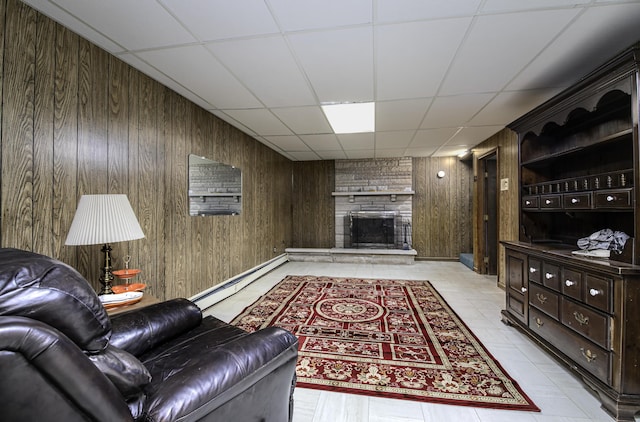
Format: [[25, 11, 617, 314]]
[[348, 211, 397, 249]]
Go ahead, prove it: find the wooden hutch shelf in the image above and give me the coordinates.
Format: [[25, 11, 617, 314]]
[[502, 43, 640, 421]]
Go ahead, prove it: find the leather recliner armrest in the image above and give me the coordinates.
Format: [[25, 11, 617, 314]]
[[109, 298, 202, 356], [0, 316, 134, 421], [143, 326, 299, 421]]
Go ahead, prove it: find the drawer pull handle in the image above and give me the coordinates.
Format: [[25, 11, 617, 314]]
[[573, 311, 589, 326], [545, 272, 554, 280], [565, 279, 575, 287], [535, 317, 543, 328], [521, 287, 527, 293], [571, 198, 580, 204], [525, 200, 531, 205], [529, 267, 537, 273], [606, 195, 615, 202], [545, 199, 552, 205], [580, 348, 597, 363], [536, 293, 547, 305], [589, 288, 603, 297]]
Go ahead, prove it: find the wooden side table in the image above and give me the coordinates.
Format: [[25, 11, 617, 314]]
[[106, 294, 160, 316]]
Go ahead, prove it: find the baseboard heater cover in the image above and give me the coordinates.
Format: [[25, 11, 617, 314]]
[[190, 253, 288, 311]]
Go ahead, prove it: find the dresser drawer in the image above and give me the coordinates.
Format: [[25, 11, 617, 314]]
[[563, 193, 591, 210], [585, 274, 612, 313], [542, 261, 560, 291], [560, 298, 609, 349], [540, 194, 561, 209], [594, 189, 633, 209], [562, 268, 583, 301], [522, 195, 539, 209], [528, 257, 542, 284], [529, 307, 611, 385], [529, 284, 560, 320]]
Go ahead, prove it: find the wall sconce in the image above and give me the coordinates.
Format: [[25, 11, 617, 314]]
[[436, 170, 446, 178]]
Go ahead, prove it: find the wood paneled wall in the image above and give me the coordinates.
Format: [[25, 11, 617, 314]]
[[472, 128, 519, 287], [0, 0, 292, 300], [292, 161, 335, 248], [412, 157, 473, 258]]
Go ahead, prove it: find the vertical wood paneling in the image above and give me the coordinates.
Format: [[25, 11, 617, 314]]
[[1, 0, 35, 251], [33, 14, 55, 257], [412, 157, 473, 258], [292, 160, 334, 248], [0, 0, 294, 299], [76, 40, 109, 283], [52, 25, 78, 267]]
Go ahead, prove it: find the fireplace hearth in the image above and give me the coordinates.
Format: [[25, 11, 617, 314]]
[[347, 211, 398, 249]]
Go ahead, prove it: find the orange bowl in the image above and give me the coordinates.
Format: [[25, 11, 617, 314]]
[[112, 283, 147, 294], [113, 268, 141, 279]]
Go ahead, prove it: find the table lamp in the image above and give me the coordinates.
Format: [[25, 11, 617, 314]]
[[65, 194, 145, 295]]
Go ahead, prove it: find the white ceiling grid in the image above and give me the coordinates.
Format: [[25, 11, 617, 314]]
[[20, 0, 640, 160]]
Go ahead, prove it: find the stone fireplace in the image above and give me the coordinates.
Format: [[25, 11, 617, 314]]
[[333, 158, 413, 249]]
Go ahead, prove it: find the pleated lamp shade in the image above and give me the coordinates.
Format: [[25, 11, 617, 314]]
[[65, 194, 145, 246]]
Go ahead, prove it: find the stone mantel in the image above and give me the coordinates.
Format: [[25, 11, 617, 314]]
[[332, 191, 415, 203]]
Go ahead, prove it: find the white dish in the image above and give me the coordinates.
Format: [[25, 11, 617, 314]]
[[571, 249, 610, 258], [100, 291, 143, 304]]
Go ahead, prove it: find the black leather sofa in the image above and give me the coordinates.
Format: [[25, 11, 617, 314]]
[[0, 248, 298, 421]]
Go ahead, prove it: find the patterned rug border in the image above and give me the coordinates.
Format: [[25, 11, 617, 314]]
[[232, 275, 540, 412]]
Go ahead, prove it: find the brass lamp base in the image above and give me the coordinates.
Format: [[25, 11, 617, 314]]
[[98, 243, 115, 295]]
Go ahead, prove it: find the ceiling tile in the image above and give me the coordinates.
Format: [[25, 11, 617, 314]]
[[422, 94, 495, 128], [288, 27, 374, 103], [136, 45, 262, 109], [376, 99, 431, 131], [375, 131, 414, 149], [207, 36, 316, 108], [447, 126, 504, 147], [469, 89, 560, 125], [160, 0, 279, 41], [316, 150, 348, 160], [223, 109, 293, 136], [264, 135, 311, 151], [376, 149, 408, 158], [23, 0, 124, 53], [440, 9, 581, 95], [337, 133, 375, 150], [287, 151, 323, 161], [410, 128, 459, 148], [299, 134, 342, 151], [507, 3, 640, 91], [267, 0, 372, 32], [271, 107, 333, 134], [265, 136, 309, 151], [481, 0, 591, 13], [376, 0, 482, 22], [50, 0, 195, 50], [375, 18, 471, 100], [404, 147, 438, 157], [345, 150, 377, 159]]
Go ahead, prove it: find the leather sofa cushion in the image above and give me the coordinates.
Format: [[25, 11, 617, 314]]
[[0, 248, 110, 352], [87, 344, 151, 399]]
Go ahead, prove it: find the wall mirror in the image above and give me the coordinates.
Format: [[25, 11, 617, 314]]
[[188, 154, 242, 216]]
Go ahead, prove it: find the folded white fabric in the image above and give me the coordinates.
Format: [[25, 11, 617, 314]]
[[577, 229, 629, 252]]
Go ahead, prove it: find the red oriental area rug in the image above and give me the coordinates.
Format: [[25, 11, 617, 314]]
[[231, 275, 539, 412]]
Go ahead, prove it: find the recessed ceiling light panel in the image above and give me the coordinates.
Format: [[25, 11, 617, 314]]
[[321, 102, 375, 134]]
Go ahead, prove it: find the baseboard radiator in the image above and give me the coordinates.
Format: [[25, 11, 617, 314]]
[[190, 254, 288, 311]]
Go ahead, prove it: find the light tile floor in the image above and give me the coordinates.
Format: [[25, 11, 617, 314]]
[[204, 260, 616, 422]]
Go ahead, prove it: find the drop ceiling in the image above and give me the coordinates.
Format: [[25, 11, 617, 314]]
[[21, 0, 640, 161]]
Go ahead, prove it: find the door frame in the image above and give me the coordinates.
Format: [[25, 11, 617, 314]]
[[476, 148, 499, 275]]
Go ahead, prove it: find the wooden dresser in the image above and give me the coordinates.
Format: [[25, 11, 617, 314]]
[[502, 43, 640, 421]]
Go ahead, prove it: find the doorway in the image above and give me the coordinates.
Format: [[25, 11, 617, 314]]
[[478, 150, 498, 275]]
